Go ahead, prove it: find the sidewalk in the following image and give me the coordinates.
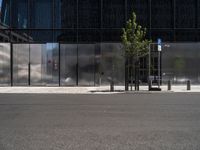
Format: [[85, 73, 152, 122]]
[[0, 85, 200, 94]]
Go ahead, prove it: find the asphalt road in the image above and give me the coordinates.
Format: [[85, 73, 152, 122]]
[[0, 93, 200, 150]]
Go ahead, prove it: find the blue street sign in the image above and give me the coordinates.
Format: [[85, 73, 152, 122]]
[[157, 38, 162, 45]]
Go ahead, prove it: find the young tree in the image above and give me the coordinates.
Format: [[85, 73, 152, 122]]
[[121, 12, 151, 91]]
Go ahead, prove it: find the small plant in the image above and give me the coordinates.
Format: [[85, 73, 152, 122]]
[[121, 12, 151, 91]]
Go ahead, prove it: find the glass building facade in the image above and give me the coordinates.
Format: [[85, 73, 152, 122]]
[[1, 0, 200, 42], [0, 0, 200, 86]]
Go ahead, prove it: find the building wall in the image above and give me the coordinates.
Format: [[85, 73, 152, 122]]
[[0, 0, 200, 43]]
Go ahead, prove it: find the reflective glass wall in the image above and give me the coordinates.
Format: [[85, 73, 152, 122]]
[[162, 43, 200, 85], [60, 44, 77, 86], [0, 43, 11, 85], [0, 42, 125, 86], [100, 43, 125, 85], [13, 43, 59, 86]]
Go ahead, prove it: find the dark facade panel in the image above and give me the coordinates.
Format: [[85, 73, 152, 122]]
[[101, 29, 122, 42], [78, 29, 100, 43], [0, 0, 200, 42], [29, 30, 53, 42], [30, 0, 53, 29], [0, 29, 10, 42], [151, 0, 173, 28], [175, 29, 197, 42], [78, 0, 101, 28], [61, 0, 77, 28], [54, 29, 77, 43], [10, 29, 30, 42], [102, 0, 125, 28], [11, 0, 28, 29], [175, 0, 196, 28], [151, 29, 174, 42], [198, 0, 200, 28]]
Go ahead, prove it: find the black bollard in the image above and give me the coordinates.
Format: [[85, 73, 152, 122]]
[[187, 80, 191, 91], [168, 80, 171, 91], [148, 80, 152, 91], [110, 81, 114, 92]]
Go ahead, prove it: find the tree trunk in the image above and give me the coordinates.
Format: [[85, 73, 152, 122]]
[[134, 59, 140, 91], [125, 56, 129, 91]]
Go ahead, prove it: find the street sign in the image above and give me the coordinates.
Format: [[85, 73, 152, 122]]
[[157, 38, 162, 45], [158, 45, 162, 51], [157, 38, 162, 52]]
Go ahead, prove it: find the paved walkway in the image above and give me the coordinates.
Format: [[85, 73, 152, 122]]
[[0, 85, 200, 94]]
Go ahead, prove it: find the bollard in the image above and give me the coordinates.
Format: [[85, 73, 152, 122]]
[[168, 80, 172, 91], [187, 80, 191, 91], [110, 81, 114, 92], [148, 80, 152, 91]]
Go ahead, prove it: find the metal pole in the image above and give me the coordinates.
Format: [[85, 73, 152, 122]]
[[158, 49, 160, 88], [148, 44, 151, 84]]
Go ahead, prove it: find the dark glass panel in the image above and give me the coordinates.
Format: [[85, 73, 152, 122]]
[[0, 29, 10, 42], [29, 30, 53, 42], [78, 29, 100, 43], [78, 0, 101, 28], [59, 0, 77, 28], [176, 0, 196, 28], [54, 29, 77, 43], [198, 30, 200, 41], [175, 30, 197, 42], [151, 29, 174, 42], [11, 0, 28, 29], [102, 0, 125, 28], [30, 0, 53, 28], [101, 29, 122, 42], [127, 0, 149, 28], [54, 0, 61, 28], [198, 0, 200, 28], [0, 0, 10, 27], [10, 30, 30, 42], [151, 0, 173, 28]]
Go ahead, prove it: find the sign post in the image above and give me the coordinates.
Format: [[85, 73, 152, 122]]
[[157, 38, 162, 88]]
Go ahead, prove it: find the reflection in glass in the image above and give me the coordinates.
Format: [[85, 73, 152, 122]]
[[0, 0, 10, 26], [30, 0, 52, 28], [11, 0, 28, 28], [0, 43, 11, 85], [162, 43, 200, 85], [30, 44, 43, 85], [60, 44, 77, 86], [30, 43, 59, 86], [78, 44, 95, 86], [13, 44, 29, 86], [44, 43, 59, 85], [101, 43, 125, 85]]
